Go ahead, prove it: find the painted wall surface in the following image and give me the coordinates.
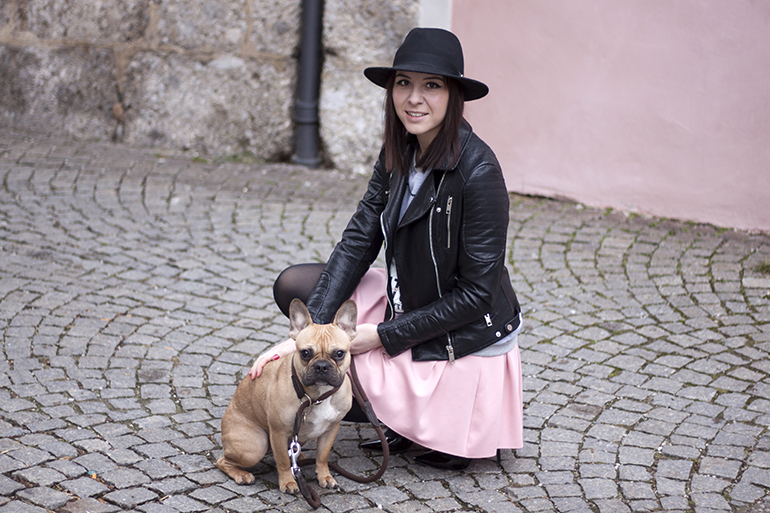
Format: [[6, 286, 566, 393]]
[[452, 0, 770, 232]]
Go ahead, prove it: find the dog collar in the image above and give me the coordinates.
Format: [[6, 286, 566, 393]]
[[290, 358, 306, 401]]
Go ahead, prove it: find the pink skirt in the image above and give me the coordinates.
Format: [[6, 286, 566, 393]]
[[349, 268, 523, 459]]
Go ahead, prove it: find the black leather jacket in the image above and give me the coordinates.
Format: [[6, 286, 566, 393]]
[[305, 120, 521, 362]]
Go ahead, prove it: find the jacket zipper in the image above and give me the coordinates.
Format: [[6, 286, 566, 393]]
[[446, 196, 453, 249], [380, 211, 395, 321], [429, 174, 455, 363]]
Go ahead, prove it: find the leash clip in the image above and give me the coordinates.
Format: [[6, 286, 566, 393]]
[[288, 438, 302, 478]]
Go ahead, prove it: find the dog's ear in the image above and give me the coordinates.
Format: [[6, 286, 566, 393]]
[[289, 299, 313, 339], [333, 300, 357, 339]]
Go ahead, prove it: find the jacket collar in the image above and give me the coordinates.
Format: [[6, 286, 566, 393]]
[[383, 118, 473, 230]]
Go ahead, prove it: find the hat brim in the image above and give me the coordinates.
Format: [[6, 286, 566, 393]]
[[364, 66, 489, 101]]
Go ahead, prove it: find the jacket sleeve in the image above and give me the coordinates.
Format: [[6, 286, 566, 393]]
[[304, 153, 388, 324], [377, 160, 510, 356]]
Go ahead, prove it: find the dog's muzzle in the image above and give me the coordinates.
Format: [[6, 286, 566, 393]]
[[302, 359, 344, 387]]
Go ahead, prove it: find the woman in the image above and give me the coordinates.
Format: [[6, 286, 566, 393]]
[[249, 27, 523, 470]]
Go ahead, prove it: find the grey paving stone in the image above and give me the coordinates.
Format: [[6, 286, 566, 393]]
[[157, 495, 209, 512], [655, 477, 687, 496], [697, 457, 743, 480], [690, 491, 732, 510], [45, 459, 87, 478], [60, 497, 121, 513], [0, 500, 50, 513], [102, 487, 158, 509], [5, 448, 53, 467], [656, 459, 694, 479], [0, 475, 25, 496], [580, 478, 618, 499], [219, 496, 270, 513], [741, 467, 770, 488], [188, 485, 237, 504], [147, 477, 198, 496], [12, 466, 66, 487], [100, 468, 151, 489], [61, 476, 111, 498], [16, 486, 74, 510], [134, 442, 181, 459], [0, 456, 26, 474]]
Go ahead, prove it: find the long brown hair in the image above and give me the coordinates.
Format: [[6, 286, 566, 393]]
[[382, 74, 465, 176]]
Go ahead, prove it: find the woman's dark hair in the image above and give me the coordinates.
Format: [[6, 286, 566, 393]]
[[382, 74, 465, 176]]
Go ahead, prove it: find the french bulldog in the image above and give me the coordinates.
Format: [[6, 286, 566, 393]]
[[216, 299, 355, 493]]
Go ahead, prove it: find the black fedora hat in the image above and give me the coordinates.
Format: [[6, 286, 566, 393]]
[[364, 27, 489, 101]]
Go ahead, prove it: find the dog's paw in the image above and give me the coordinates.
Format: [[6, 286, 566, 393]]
[[217, 457, 256, 485], [233, 472, 256, 485], [279, 478, 299, 494], [318, 475, 339, 490]]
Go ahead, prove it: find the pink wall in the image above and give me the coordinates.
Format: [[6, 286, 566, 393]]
[[452, 0, 770, 232]]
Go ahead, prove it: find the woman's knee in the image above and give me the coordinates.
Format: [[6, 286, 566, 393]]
[[273, 263, 325, 316]]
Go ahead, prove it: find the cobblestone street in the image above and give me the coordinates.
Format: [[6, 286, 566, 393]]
[[1, 128, 769, 513]]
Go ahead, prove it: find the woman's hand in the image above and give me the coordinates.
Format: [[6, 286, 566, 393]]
[[350, 323, 383, 355], [248, 338, 296, 379]]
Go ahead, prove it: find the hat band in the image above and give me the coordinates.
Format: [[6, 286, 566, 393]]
[[392, 51, 463, 79]]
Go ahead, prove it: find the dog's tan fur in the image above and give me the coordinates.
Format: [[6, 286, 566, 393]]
[[216, 299, 355, 493]]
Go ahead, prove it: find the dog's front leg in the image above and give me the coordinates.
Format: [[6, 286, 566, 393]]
[[270, 429, 299, 494], [314, 422, 342, 489]]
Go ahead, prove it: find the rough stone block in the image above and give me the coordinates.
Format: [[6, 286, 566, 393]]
[[24, 0, 149, 42], [319, 0, 418, 173], [0, 46, 117, 141], [156, 0, 299, 55], [123, 52, 294, 159]]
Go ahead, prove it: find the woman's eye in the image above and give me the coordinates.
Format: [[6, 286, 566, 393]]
[[426, 81, 442, 89], [396, 79, 410, 87]]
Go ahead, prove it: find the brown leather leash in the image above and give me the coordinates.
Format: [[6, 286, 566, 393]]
[[289, 356, 390, 509]]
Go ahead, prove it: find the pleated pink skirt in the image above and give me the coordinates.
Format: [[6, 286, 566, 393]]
[[349, 268, 523, 459]]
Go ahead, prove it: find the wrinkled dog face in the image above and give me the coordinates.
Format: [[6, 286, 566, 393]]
[[297, 332, 350, 387], [289, 299, 356, 388]]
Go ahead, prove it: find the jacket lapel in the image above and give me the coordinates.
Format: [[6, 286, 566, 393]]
[[398, 173, 437, 228]]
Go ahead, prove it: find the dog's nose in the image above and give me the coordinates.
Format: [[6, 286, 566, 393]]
[[314, 361, 330, 374]]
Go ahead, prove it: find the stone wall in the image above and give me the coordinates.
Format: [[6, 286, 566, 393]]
[[321, 0, 418, 174], [0, 0, 417, 171]]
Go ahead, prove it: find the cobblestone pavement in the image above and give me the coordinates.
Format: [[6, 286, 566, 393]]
[[0, 128, 769, 513]]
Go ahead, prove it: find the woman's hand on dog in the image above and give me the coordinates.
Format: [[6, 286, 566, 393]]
[[248, 338, 296, 379], [350, 323, 382, 355]]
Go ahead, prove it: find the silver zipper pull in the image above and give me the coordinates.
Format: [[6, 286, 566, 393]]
[[446, 344, 456, 363], [446, 196, 453, 249], [484, 313, 493, 327]]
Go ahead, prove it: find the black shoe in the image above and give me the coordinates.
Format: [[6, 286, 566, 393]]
[[359, 428, 413, 453], [413, 450, 470, 470]]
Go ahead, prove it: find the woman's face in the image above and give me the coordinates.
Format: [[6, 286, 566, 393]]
[[391, 71, 449, 153]]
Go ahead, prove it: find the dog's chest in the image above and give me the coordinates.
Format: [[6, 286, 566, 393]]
[[299, 399, 342, 441]]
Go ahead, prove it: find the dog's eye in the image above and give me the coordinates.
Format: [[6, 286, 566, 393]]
[[333, 350, 346, 360], [299, 349, 312, 360]]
